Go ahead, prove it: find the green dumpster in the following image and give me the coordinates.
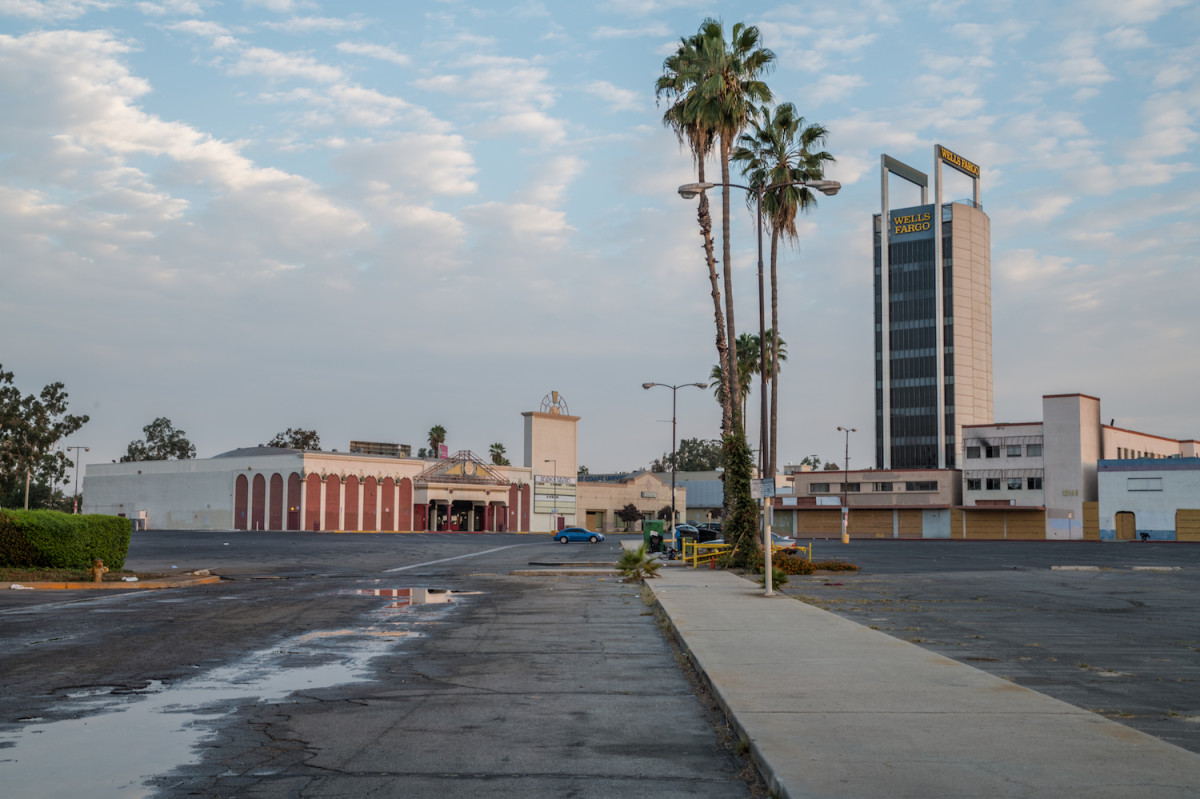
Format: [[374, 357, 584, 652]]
[[643, 519, 663, 546]]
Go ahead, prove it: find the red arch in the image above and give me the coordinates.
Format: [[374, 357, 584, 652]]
[[251, 474, 266, 531], [362, 477, 378, 531], [398, 477, 414, 531], [269, 473, 284, 530], [344, 475, 360, 531], [305, 474, 322, 530], [520, 484, 531, 531], [234, 474, 249, 530], [381, 477, 395, 531], [325, 477, 341, 531], [287, 473, 302, 530]]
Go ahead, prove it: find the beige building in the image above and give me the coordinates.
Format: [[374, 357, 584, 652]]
[[577, 471, 685, 533], [963, 393, 1199, 539], [875, 146, 992, 470]]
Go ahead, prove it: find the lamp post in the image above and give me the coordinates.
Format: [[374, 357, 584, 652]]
[[643, 382, 707, 544], [543, 458, 557, 531], [679, 178, 840, 478], [67, 445, 89, 514], [837, 426, 856, 544]]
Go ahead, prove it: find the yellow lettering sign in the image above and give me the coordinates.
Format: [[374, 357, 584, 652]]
[[938, 145, 980, 178], [891, 210, 932, 236]]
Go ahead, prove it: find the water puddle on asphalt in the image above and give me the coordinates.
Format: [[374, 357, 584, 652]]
[[0, 588, 463, 798]]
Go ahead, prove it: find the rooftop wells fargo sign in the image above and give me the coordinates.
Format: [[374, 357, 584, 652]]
[[938, 145, 980, 178]]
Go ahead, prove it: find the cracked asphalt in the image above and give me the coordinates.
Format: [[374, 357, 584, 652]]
[[0, 532, 759, 798]]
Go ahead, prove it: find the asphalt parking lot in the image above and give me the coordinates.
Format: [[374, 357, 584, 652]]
[[777, 539, 1200, 753]]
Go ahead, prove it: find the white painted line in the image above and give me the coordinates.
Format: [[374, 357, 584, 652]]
[[1132, 566, 1180, 572], [385, 544, 533, 573], [1051, 565, 1101, 571]]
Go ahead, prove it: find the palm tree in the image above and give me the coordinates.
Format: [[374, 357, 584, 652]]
[[489, 442, 510, 466], [713, 330, 788, 429], [733, 102, 833, 477], [657, 33, 732, 436], [427, 425, 446, 456]]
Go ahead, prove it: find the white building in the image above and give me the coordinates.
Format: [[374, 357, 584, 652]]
[[1098, 459, 1200, 541]]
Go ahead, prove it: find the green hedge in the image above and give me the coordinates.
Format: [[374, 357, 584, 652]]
[[0, 510, 132, 570]]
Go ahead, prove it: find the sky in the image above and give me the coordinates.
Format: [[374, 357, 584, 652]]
[[1, 0, 1197, 486]]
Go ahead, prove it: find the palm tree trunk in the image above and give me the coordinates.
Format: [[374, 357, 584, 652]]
[[719, 135, 741, 433], [769, 226, 780, 478], [697, 158, 733, 436]]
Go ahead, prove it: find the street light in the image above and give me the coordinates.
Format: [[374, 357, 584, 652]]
[[67, 445, 89, 514], [643, 382, 707, 544], [678, 178, 841, 479], [837, 426, 856, 544], [543, 458, 557, 531]]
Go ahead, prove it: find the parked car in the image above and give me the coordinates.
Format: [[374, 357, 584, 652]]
[[696, 522, 723, 533], [770, 533, 796, 548], [554, 527, 605, 544]]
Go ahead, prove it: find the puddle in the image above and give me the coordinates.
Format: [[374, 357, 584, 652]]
[[353, 587, 478, 607], [0, 592, 464, 797]]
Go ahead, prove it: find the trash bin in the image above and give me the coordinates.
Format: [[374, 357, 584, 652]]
[[649, 533, 663, 553], [643, 519, 664, 546]]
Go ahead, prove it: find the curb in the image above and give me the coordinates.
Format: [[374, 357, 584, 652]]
[[509, 568, 618, 577], [4, 575, 222, 591]]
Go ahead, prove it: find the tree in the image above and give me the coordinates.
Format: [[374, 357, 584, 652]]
[[489, 442, 510, 466], [266, 428, 321, 450], [121, 417, 196, 462], [652, 437, 724, 472], [577, 465, 590, 475], [0, 364, 90, 509], [733, 102, 833, 478], [428, 425, 446, 456], [799, 454, 822, 470], [657, 504, 673, 521], [417, 447, 429, 458], [823, 461, 840, 471], [616, 503, 644, 532], [657, 30, 732, 436]]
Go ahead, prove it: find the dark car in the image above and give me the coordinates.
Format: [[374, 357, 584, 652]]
[[696, 522, 723, 533], [554, 526, 605, 544]]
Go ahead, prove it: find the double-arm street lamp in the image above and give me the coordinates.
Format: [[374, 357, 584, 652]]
[[679, 178, 841, 479], [837, 426, 856, 544], [643, 381, 707, 541]]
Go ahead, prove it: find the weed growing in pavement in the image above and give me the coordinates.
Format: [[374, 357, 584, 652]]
[[617, 544, 662, 582]]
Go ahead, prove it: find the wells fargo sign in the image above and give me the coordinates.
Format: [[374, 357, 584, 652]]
[[938, 145, 980, 178], [892, 208, 932, 236]]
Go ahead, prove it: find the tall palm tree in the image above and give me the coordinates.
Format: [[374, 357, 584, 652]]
[[489, 442, 509, 466], [428, 425, 446, 455], [656, 19, 775, 438], [713, 331, 788, 431], [733, 103, 833, 477], [657, 33, 732, 436]]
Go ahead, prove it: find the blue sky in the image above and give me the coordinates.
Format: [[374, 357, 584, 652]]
[[1, 0, 1197, 482]]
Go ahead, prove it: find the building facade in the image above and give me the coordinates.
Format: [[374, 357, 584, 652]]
[[963, 393, 1199, 539], [1097, 458, 1200, 541], [875, 146, 992, 470]]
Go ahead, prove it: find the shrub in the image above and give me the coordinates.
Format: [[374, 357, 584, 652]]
[[617, 544, 662, 582], [0, 510, 132, 570], [739, 549, 859, 576]]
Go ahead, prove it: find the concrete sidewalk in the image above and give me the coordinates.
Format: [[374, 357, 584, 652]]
[[646, 567, 1200, 799]]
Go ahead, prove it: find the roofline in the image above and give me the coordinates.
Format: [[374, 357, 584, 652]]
[[1043, 392, 1101, 402]]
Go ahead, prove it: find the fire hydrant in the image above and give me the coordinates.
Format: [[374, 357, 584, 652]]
[[91, 558, 108, 583]]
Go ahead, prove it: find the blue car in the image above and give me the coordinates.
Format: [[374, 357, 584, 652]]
[[555, 526, 605, 544]]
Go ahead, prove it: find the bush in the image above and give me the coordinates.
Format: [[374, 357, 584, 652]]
[[739, 549, 859, 576], [617, 544, 662, 581], [0, 510, 132, 570]]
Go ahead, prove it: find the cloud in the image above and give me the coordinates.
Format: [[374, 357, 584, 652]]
[[230, 46, 346, 83], [801, 73, 865, 105], [584, 80, 643, 112], [0, 0, 109, 21], [263, 15, 370, 34], [335, 41, 410, 66], [136, 0, 204, 15], [331, 134, 478, 197], [593, 23, 671, 39]]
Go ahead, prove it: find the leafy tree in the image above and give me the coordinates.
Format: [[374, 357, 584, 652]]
[[616, 503, 644, 531], [417, 447, 429, 458], [823, 461, 840, 471], [722, 431, 760, 567], [657, 504, 674, 521], [489, 442, 510, 466], [734, 102, 833, 477], [577, 465, 590, 475], [428, 425, 447, 455], [266, 427, 321, 450], [653, 437, 724, 472], [0, 364, 90, 509], [121, 417, 196, 462]]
